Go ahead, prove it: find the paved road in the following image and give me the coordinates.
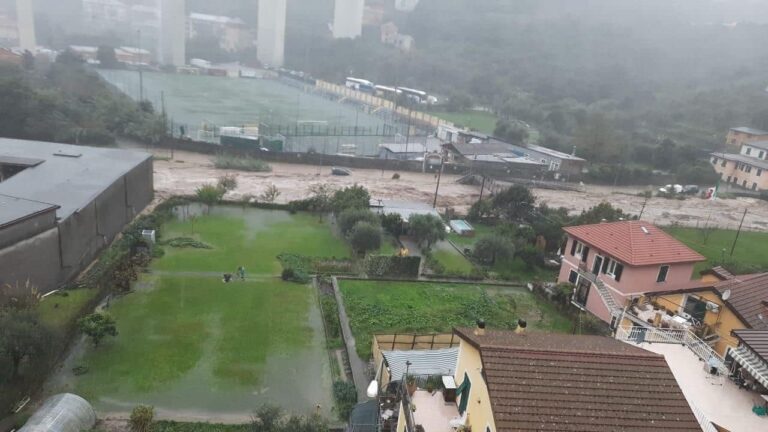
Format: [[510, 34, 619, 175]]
[[332, 277, 371, 401]]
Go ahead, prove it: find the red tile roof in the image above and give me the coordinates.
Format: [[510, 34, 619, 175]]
[[563, 221, 705, 266], [455, 328, 700, 432]]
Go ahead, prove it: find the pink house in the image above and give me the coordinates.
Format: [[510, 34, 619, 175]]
[[557, 221, 706, 325]]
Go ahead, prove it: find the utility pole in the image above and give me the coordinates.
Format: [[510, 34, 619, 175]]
[[638, 193, 649, 219], [433, 157, 444, 209], [478, 175, 486, 202], [730, 208, 748, 257], [137, 29, 144, 102]]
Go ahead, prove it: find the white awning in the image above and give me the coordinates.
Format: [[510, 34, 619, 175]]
[[382, 347, 459, 381], [730, 345, 768, 389]]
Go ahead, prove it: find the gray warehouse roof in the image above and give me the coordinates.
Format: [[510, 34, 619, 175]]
[[730, 127, 768, 136], [0, 139, 151, 224], [0, 194, 59, 229]]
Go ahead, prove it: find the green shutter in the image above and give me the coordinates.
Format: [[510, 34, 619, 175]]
[[457, 372, 471, 414]]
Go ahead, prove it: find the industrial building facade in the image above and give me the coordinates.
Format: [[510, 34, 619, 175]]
[[0, 139, 153, 293]]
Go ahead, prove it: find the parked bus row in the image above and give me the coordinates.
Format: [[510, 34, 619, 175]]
[[345, 77, 438, 105]]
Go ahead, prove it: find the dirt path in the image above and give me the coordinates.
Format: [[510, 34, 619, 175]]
[[143, 147, 768, 231]]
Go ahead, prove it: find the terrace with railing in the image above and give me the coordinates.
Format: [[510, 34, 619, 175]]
[[615, 313, 768, 431]]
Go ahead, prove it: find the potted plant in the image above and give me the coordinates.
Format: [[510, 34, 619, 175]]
[[406, 375, 417, 396]]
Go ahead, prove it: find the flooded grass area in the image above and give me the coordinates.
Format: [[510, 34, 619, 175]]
[[49, 206, 350, 419]]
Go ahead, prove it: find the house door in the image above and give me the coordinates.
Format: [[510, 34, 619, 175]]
[[592, 256, 603, 275], [573, 278, 590, 307]]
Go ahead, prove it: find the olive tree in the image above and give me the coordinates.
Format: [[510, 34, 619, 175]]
[[408, 214, 446, 250]]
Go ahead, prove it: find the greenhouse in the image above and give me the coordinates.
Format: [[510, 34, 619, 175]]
[[18, 393, 96, 432]]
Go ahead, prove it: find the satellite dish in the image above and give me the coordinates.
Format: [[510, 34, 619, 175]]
[[722, 289, 731, 301]]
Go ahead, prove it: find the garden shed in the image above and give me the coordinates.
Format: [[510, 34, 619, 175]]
[[18, 393, 96, 432]]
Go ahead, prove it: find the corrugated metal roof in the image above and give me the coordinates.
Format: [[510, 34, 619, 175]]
[[563, 221, 705, 266], [455, 328, 700, 432]]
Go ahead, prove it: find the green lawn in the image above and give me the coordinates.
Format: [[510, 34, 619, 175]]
[[62, 206, 345, 416], [432, 110, 498, 133], [431, 241, 476, 275], [665, 227, 768, 273], [37, 288, 99, 329], [447, 224, 495, 248], [339, 280, 573, 359]]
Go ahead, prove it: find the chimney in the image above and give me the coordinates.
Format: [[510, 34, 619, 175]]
[[474, 319, 486, 336], [515, 319, 527, 334]]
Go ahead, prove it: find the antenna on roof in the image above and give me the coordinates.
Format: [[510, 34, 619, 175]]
[[641, 226, 650, 235]]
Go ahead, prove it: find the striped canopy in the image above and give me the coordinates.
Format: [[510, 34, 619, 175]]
[[383, 347, 459, 381]]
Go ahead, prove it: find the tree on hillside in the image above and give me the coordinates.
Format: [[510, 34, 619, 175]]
[[574, 112, 620, 162], [571, 202, 635, 226], [331, 185, 370, 214], [338, 209, 380, 235], [78, 312, 118, 347], [494, 119, 529, 145], [530, 204, 571, 253], [0, 310, 55, 379], [473, 236, 515, 265], [491, 185, 536, 222], [408, 214, 446, 250], [349, 222, 382, 255]]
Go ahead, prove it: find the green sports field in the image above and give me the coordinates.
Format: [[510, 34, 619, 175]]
[[57, 206, 349, 418]]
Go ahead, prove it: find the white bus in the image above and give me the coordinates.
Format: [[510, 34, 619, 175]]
[[374, 85, 402, 99], [345, 77, 375, 93], [396, 86, 438, 104]]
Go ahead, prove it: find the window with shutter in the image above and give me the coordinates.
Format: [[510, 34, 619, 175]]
[[568, 270, 578, 284], [570, 239, 577, 256], [614, 264, 624, 281], [657, 265, 670, 283], [581, 246, 590, 263]]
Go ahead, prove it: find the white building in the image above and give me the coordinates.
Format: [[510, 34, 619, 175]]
[[394, 0, 420, 12], [332, 0, 364, 39], [257, 0, 286, 67], [15, 0, 36, 52], [81, 0, 129, 30], [160, 0, 185, 67], [188, 12, 252, 52]]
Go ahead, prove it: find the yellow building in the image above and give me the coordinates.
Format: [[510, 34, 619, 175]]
[[631, 269, 768, 356], [366, 326, 701, 432]]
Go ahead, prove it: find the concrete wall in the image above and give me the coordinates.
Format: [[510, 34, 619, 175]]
[[2, 157, 153, 292], [0, 228, 61, 291], [0, 210, 56, 250], [125, 157, 154, 220], [454, 337, 497, 432]]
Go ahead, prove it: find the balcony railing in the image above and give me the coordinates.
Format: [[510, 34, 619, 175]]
[[615, 317, 728, 375]]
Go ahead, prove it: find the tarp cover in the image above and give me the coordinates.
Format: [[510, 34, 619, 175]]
[[383, 347, 459, 381], [18, 393, 96, 432]]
